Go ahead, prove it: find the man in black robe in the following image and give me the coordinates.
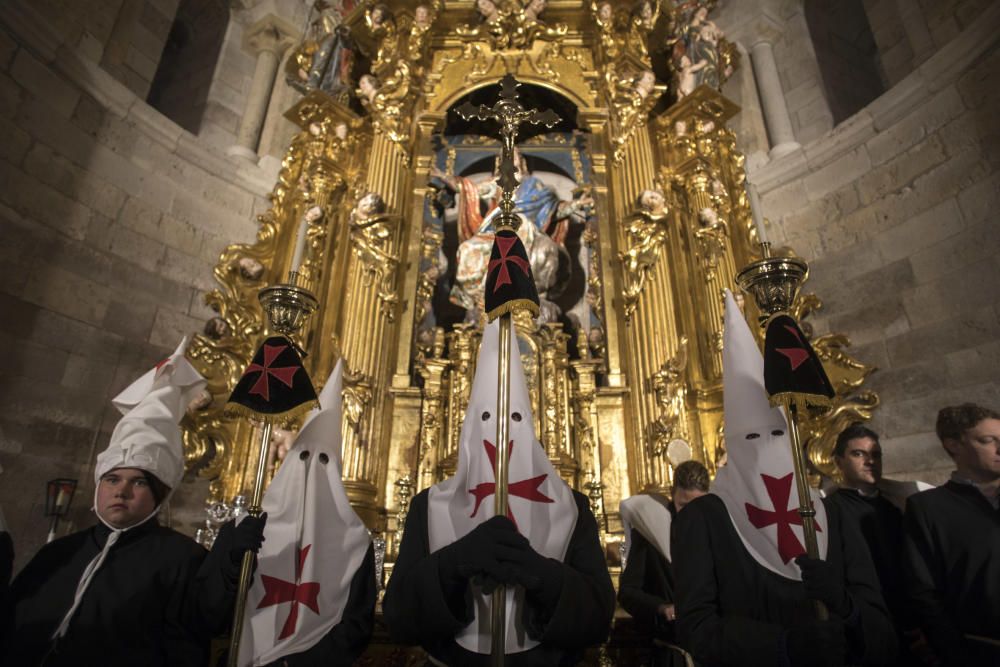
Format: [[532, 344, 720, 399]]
[[902, 403, 1000, 666], [674, 492, 897, 666], [385, 489, 613, 666], [671, 292, 897, 667], [383, 321, 614, 666], [827, 423, 917, 664], [618, 460, 709, 666]]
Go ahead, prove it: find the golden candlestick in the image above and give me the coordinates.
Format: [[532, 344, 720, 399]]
[[735, 243, 808, 323]]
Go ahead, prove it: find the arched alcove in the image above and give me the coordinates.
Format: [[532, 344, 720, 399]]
[[147, 0, 230, 135], [804, 0, 886, 124]]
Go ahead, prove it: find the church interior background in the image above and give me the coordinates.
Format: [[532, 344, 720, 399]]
[[0, 0, 998, 660]]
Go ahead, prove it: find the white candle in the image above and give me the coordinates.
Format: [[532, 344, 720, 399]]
[[748, 180, 768, 244], [290, 217, 309, 273]]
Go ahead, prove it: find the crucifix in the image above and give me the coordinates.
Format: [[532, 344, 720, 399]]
[[456, 74, 560, 232], [455, 74, 558, 667]]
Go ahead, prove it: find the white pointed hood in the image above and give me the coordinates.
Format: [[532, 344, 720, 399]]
[[96, 336, 206, 489], [239, 360, 371, 666], [428, 320, 577, 654], [620, 494, 672, 563], [712, 291, 828, 581]]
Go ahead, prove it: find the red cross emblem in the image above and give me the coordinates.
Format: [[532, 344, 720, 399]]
[[488, 234, 531, 293], [744, 473, 821, 563], [776, 324, 809, 370], [257, 544, 321, 640], [246, 344, 299, 402], [469, 439, 554, 530]]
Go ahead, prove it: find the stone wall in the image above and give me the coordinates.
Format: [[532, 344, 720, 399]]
[[0, 1, 277, 569], [863, 0, 993, 86], [101, 0, 181, 99], [751, 3, 1000, 484]]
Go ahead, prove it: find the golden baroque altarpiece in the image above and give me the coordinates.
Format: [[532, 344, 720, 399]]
[[182, 0, 877, 586]]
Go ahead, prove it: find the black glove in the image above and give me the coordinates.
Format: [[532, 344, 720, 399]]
[[786, 617, 847, 667], [228, 512, 267, 564], [795, 555, 850, 618], [490, 529, 564, 608], [437, 516, 524, 591]]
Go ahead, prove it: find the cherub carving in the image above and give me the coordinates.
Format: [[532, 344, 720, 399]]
[[619, 188, 670, 319], [349, 192, 400, 319]]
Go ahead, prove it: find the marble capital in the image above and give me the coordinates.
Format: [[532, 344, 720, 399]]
[[242, 13, 298, 56]]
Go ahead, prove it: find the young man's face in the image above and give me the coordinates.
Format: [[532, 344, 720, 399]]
[[945, 418, 1000, 481], [673, 486, 706, 512], [835, 436, 882, 489], [96, 468, 159, 529]]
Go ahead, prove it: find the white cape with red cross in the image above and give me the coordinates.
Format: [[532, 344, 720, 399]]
[[428, 320, 577, 654], [238, 361, 370, 666], [711, 291, 828, 581]]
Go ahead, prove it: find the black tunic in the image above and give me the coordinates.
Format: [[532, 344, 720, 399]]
[[618, 531, 674, 639], [0, 529, 12, 639], [902, 481, 1000, 665], [827, 490, 911, 626], [2, 520, 208, 666], [673, 493, 897, 667], [383, 489, 615, 666]]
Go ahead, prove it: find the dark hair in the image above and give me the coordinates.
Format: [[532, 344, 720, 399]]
[[144, 472, 171, 506], [834, 423, 880, 458], [673, 460, 710, 492], [936, 403, 1000, 442]]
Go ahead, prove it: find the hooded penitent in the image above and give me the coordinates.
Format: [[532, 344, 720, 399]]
[[711, 291, 828, 581], [54, 337, 206, 639], [427, 320, 576, 654], [238, 361, 371, 666], [620, 494, 672, 564]]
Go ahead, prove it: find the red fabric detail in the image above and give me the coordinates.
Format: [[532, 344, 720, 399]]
[[468, 439, 555, 530], [246, 344, 299, 402], [257, 544, 321, 640], [777, 346, 809, 371], [784, 324, 805, 344], [744, 473, 821, 563], [488, 235, 531, 293], [777, 324, 809, 370]]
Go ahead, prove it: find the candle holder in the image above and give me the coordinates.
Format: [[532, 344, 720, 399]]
[[258, 272, 319, 337], [735, 242, 808, 322]]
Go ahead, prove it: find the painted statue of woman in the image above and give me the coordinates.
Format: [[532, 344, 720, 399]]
[[306, 20, 356, 101]]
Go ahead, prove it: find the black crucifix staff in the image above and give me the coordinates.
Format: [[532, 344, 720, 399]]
[[455, 74, 558, 667]]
